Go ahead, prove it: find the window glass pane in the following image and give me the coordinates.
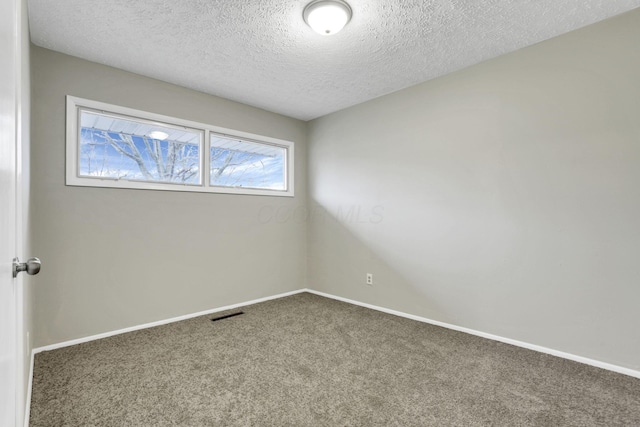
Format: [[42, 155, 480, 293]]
[[79, 110, 202, 185], [210, 134, 287, 191]]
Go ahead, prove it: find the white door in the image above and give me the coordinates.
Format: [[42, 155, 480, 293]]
[[0, 0, 19, 424]]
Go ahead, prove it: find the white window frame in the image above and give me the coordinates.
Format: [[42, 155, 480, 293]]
[[66, 96, 295, 197]]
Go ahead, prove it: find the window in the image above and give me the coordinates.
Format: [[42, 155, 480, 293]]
[[77, 110, 203, 185], [210, 134, 287, 191], [66, 96, 294, 197]]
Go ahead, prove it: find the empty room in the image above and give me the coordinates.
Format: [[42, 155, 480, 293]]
[[2, 0, 640, 426]]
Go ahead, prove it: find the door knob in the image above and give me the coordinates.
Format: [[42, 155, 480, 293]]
[[12, 257, 41, 278]]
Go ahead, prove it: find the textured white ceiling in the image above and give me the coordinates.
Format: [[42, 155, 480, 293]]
[[28, 0, 640, 121]]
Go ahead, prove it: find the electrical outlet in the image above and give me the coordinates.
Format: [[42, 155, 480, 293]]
[[366, 273, 373, 285]]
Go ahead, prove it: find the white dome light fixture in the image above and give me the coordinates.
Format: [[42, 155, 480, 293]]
[[303, 0, 352, 36]]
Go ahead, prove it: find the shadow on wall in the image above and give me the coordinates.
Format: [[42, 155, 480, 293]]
[[299, 9, 640, 371], [255, 199, 456, 323]]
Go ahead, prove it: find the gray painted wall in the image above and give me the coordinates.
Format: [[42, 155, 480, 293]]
[[31, 9, 640, 373], [31, 47, 308, 347], [307, 9, 640, 370]]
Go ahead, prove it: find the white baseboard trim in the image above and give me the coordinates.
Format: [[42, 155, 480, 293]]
[[24, 350, 34, 427], [25, 289, 305, 427], [33, 289, 307, 354], [26, 284, 640, 424], [306, 289, 640, 379]]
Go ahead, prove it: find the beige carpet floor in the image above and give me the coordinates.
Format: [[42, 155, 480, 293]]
[[30, 292, 640, 426]]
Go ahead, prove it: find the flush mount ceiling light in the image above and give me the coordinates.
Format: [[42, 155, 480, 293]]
[[303, 0, 352, 36], [148, 131, 169, 140]]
